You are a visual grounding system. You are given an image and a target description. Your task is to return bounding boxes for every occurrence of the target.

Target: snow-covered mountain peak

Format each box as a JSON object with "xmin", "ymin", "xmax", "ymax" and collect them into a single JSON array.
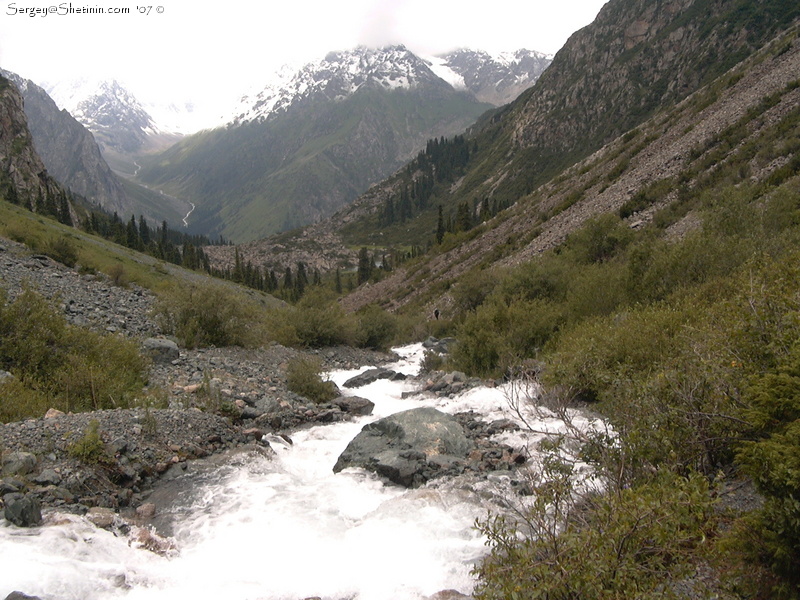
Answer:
[
  {"xmin": 230, "ymin": 45, "xmax": 442, "ymax": 125},
  {"xmin": 426, "ymin": 48, "xmax": 553, "ymax": 106}
]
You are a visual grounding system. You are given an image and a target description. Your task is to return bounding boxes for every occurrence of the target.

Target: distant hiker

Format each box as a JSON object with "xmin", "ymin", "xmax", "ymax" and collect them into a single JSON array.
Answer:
[{"xmin": 434, "ymin": 308, "xmax": 440, "ymax": 320}]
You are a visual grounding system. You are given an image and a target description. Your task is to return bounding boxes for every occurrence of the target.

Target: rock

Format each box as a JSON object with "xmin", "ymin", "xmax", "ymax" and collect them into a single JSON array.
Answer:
[
  {"xmin": 2, "ymin": 452, "xmax": 37, "ymax": 477},
  {"xmin": 32, "ymin": 468, "xmax": 62, "ymax": 486},
  {"xmin": 343, "ymin": 368, "xmax": 399, "ymax": 388},
  {"xmin": 0, "ymin": 370, "xmax": 15, "ymax": 383},
  {"xmin": 135, "ymin": 502, "xmax": 157, "ymax": 518},
  {"xmin": 3, "ymin": 493, "xmax": 42, "ymax": 527},
  {"xmin": 334, "ymin": 395, "xmax": 375, "ymax": 416},
  {"xmin": 0, "ymin": 479, "xmax": 21, "ymax": 495},
  {"xmin": 142, "ymin": 338, "xmax": 180, "ymax": 364},
  {"xmin": 4, "ymin": 592, "xmax": 44, "ymax": 600},
  {"xmin": 333, "ymin": 407, "xmax": 473, "ymax": 487},
  {"xmin": 86, "ymin": 506, "xmax": 116, "ymax": 529},
  {"xmin": 422, "ymin": 337, "xmax": 457, "ymax": 354},
  {"xmin": 44, "ymin": 408, "xmax": 65, "ymax": 419}
]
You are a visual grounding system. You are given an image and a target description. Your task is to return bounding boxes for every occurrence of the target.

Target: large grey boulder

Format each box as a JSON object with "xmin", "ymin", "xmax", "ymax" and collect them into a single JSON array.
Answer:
[
  {"xmin": 334, "ymin": 396, "xmax": 375, "ymax": 416},
  {"xmin": 1, "ymin": 452, "xmax": 37, "ymax": 477},
  {"xmin": 3, "ymin": 493, "xmax": 42, "ymax": 527},
  {"xmin": 142, "ymin": 338, "xmax": 180, "ymax": 364},
  {"xmin": 4, "ymin": 592, "xmax": 44, "ymax": 600},
  {"xmin": 333, "ymin": 407, "xmax": 472, "ymax": 487},
  {"xmin": 343, "ymin": 368, "xmax": 406, "ymax": 389}
]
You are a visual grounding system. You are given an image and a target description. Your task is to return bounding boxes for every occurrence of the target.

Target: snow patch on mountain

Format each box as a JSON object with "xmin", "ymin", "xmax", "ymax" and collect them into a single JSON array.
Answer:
[{"xmin": 230, "ymin": 45, "xmax": 443, "ymax": 125}]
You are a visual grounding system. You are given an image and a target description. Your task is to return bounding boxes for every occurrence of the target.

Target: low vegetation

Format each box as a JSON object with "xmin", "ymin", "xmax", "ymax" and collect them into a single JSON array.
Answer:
[
  {"xmin": 459, "ymin": 101, "xmax": 800, "ymax": 599},
  {"xmin": 286, "ymin": 356, "xmax": 339, "ymax": 404},
  {"xmin": 0, "ymin": 288, "xmax": 148, "ymax": 422}
]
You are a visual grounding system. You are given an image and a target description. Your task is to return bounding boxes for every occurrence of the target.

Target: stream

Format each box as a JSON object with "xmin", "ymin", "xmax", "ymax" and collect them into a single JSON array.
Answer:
[{"xmin": 0, "ymin": 344, "xmax": 600, "ymax": 600}]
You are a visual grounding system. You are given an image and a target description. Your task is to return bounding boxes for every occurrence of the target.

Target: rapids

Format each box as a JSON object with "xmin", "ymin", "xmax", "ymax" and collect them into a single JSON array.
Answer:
[{"xmin": 0, "ymin": 344, "xmax": 600, "ymax": 600}]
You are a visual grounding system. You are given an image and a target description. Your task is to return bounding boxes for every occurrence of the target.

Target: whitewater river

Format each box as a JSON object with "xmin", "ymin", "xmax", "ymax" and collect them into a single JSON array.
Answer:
[{"xmin": 0, "ymin": 344, "xmax": 599, "ymax": 600}]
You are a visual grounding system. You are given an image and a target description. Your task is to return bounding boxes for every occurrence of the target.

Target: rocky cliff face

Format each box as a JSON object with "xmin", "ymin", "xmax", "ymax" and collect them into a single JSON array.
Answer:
[
  {"xmin": 511, "ymin": 0, "xmax": 798, "ymax": 154},
  {"xmin": 0, "ymin": 76, "xmax": 63, "ymax": 208},
  {"xmin": 1, "ymin": 70, "xmax": 129, "ymax": 213}
]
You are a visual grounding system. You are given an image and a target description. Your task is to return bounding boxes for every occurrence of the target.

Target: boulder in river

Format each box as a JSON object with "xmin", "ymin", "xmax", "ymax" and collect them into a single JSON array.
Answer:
[
  {"xmin": 333, "ymin": 407, "xmax": 473, "ymax": 487},
  {"xmin": 342, "ymin": 368, "xmax": 405, "ymax": 389},
  {"xmin": 334, "ymin": 395, "xmax": 375, "ymax": 416},
  {"xmin": 3, "ymin": 493, "xmax": 42, "ymax": 527}
]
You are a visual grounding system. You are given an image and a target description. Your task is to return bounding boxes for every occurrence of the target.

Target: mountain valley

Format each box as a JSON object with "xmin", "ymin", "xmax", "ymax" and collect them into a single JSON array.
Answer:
[{"xmin": 3, "ymin": 0, "xmax": 800, "ymax": 597}]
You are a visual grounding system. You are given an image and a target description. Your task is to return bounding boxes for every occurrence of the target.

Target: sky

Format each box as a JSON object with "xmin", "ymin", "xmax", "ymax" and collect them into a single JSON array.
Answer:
[{"xmin": 0, "ymin": 0, "xmax": 608, "ymax": 124}]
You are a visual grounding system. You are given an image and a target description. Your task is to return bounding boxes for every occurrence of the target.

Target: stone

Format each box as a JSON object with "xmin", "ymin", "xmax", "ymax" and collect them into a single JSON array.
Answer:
[
  {"xmin": 342, "ymin": 368, "xmax": 398, "ymax": 388},
  {"xmin": 2, "ymin": 452, "xmax": 37, "ymax": 477},
  {"xmin": 4, "ymin": 592, "xmax": 44, "ymax": 600},
  {"xmin": 86, "ymin": 506, "xmax": 116, "ymax": 529},
  {"xmin": 3, "ymin": 493, "xmax": 42, "ymax": 527},
  {"xmin": 135, "ymin": 502, "xmax": 157, "ymax": 518},
  {"xmin": 142, "ymin": 338, "xmax": 180, "ymax": 364},
  {"xmin": 334, "ymin": 395, "xmax": 375, "ymax": 416},
  {"xmin": 44, "ymin": 408, "xmax": 65, "ymax": 419},
  {"xmin": 0, "ymin": 479, "xmax": 21, "ymax": 495},
  {"xmin": 333, "ymin": 407, "xmax": 473, "ymax": 488},
  {"xmin": 32, "ymin": 469, "xmax": 62, "ymax": 486}
]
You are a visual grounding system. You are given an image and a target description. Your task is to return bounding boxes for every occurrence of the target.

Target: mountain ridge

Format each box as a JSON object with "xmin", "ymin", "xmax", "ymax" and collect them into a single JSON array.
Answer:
[
  {"xmin": 135, "ymin": 44, "xmax": 551, "ymax": 242},
  {"xmin": 206, "ymin": 0, "xmax": 800, "ymax": 314}
]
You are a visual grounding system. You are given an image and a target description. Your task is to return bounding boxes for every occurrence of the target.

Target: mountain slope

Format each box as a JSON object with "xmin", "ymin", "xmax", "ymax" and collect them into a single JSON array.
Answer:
[
  {"xmin": 135, "ymin": 46, "xmax": 510, "ymax": 242},
  {"xmin": 45, "ymin": 78, "xmax": 184, "ymax": 176},
  {"xmin": 216, "ymin": 0, "xmax": 799, "ymax": 312},
  {"xmin": 0, "ymin": 75, "xmax": 64, "ymax": 210},
  {"xmin": 1, "ymin": 70, "xmax": 130, "ymax": 213},
  {"xmin": 336, "ymin": 9, "xmax": 800, "ymax": 314}
]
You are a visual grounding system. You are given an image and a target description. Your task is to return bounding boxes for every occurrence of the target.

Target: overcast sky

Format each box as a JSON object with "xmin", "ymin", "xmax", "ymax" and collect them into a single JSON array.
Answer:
[{"xmin": 1, "ymin": 0, "xmax": 607, "ymax": 114}]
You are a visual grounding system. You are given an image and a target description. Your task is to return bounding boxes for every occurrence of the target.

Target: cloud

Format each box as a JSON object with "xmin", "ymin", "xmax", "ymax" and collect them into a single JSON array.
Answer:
[{"xmin": 357, "ymin": 0, "xmax": 406, "ymax": 48}]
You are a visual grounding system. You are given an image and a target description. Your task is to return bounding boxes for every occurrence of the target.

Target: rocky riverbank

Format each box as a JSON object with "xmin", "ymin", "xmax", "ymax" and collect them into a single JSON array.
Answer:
[{"xmin": 1, "ymin": 235, "xmax": 525, "ymax": 535}]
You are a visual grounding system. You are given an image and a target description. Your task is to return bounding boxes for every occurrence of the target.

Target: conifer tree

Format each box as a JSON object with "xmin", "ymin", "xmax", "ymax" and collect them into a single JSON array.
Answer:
[{"xmin": 436, "ymin": 205, "xmax": 445, "ymax": 244}]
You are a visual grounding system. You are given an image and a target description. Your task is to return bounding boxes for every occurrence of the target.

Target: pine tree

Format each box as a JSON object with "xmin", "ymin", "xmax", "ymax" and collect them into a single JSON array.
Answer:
[
  {"xmin": 357, "ymin": 247, "xmax": 372, "ymax": 285},
  {"xmin": 138, "ymin": 216, "xmax": 151, "ymax": 246},
  {"xmin": 436, "ymin": 205, "xmax": 445, "ymax": 244}
]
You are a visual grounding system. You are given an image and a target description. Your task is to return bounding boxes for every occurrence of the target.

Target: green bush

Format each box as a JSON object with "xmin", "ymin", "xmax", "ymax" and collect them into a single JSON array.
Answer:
[
  {"xmin": 67, "ymin": 420, "xmax": 111, "ymax": 465},
  {"xmin": 474, "ymin": 471, "xmax": 715, "ymax": 600},
  {"xmin": 729, "ymin": 344, "xmax": 800, "ymax": 593},
  {"xmin": 286, "ymin": 355, "xmax": 338, "ymax": 403},
  {"xmin": 282, "ymin": 287, "xmax": 358, "ymax": 348},
  {"xmin": 153, "ymin": 282, "xmax": 268, "ymax": 348},
  {"xmin": 451, "ymin": 298, "xmax": 561, "ymax": 378},
  {"xmin": 42, "ymin": 236, "xmax": 79, "ymax": 267},
  {"xmin": 0, "ymin": 288, "xmax": 148, "ymax": 420},
  {"xmin": 355, "ymin": 304, "xmax": 398, "ymax": 350}
]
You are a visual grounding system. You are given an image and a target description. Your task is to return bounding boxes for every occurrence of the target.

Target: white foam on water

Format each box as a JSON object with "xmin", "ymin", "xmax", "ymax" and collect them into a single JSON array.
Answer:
[{"xmin": 0, "ymin": 343, "xmax": 604, "ymax": 600}]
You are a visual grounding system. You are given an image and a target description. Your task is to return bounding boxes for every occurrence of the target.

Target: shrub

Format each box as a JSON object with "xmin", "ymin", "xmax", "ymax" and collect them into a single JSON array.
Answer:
[
  {"xmin": 0, "ymin": 288, "xmax": 148, "ymax": 420},
  {"xmin": 42, "ymin": 236, "xmax": 79, "ymax": 267},
  {"xmin": 0, "ymin": 378, "xmax": 50, "ymax": 423},
  {"xmin": 451, "ymin": 298, "xmax": 561, "ymax": 378},
  {"xmin": 153, "ymin": 282, "xmax": 268, "ymax": 348},
  {"xmin": 474, "ymin": 471, "xmax": 716, "ymax": 600},
  {"xmin": 283, "ymin": 287, "xmax": 358, "ymax": 348},
  {"xmin": 67, "ymin": 420, "xmax": 111, "ymax": 465},
  {"xmin": 355, "ymin": 304, "xmax": 398, "ymax": 350},
  {"xmin": 286, "ymin": 355, "xmax": 338, "ymax": 404}
]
